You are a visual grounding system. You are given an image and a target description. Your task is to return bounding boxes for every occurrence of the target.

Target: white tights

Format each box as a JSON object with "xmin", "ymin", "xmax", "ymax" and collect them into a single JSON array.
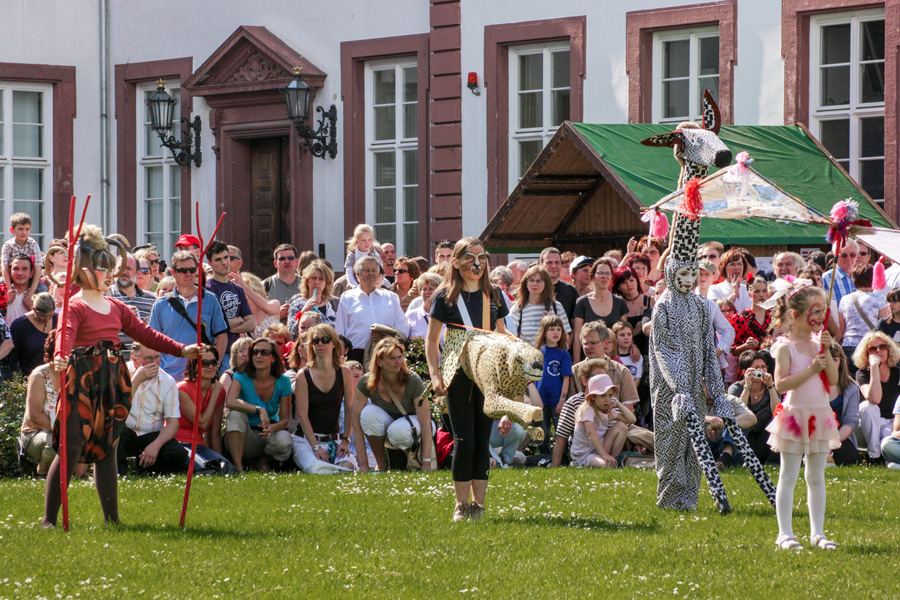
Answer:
[{"xmin": 776, "ymin": 452, "xmax": 827, "ymax": 541}]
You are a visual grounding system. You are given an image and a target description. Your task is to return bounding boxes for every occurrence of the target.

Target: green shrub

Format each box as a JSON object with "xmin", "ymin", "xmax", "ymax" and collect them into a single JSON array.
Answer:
[
  {"xmin": 405, "ymin": 337, "xmax": 442, "ymax": 423},
  {"xmin": 0, "ymin": 373, "xmax": 28, "ymax": 478}
]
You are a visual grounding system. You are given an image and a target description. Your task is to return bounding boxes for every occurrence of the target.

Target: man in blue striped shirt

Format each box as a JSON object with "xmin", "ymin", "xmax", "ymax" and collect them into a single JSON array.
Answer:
[{"xmin": 822, "ymin": 239, "xmax": 858, "ymax": 305}]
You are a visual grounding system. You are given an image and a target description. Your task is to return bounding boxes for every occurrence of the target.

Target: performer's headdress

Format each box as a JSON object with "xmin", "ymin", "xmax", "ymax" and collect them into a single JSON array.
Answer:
[{"xmin": 45, "ymin": 224, "xmax": 129, "ymax": 289}]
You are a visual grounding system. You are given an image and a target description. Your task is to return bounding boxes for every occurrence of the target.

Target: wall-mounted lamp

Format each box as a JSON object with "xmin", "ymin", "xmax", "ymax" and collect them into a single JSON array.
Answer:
[
  {"xmin": 281, "ymin": 67, "xmax": 338, "ymax": 159},
  {"xmin": 145, "ymin": 79, "xmax": 202, "ymax": 168},
  {"xmin": 467, "ymin": 72, "xmax": 481, "ymax": 96}
]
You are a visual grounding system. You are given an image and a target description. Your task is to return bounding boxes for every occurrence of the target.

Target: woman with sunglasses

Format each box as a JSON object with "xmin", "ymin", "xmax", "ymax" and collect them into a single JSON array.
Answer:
[
  {"xmin": 224, "ymin": 338, "xmax": 293, "ymax": 472},
  {"xmin": 176, "ymin": 344, "xmax": 235, "ymax": 474},
  {"xmin": 135, "ymin": 258, "xmax": 154, "ymax": 293},
  {"xmin": 389, "ymin": 257, "xmax": 421, "ymax": 312},
  {"xmin": 291, "ymin": 324, "xmax": 357, "ymax": 473},
  {"xmin": 134, "ymin": 246, "xmax": 161, "ymax": 285},
  {"xmin": 427, "ymin": 238, "xmax": 508, "ymax": 521},
  {"xmin": 287, "ymin": 260, "xmax": 339, "ymax": 338},
  {"xmin": 356, "ymin": 336, "xmax": 432, "ymax": 473},
  {"xmin": 852, "ymin": 331, "xmax": 900, "ymax": 463}
]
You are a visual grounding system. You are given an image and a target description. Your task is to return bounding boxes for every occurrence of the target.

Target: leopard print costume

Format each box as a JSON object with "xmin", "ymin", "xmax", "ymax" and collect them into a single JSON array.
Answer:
[{"xmin": 440, "ymin": 328, "xmax": 545, "ymax": 441}]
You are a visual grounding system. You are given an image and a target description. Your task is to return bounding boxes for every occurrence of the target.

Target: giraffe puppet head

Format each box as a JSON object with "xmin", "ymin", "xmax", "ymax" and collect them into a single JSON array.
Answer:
[{"xmin": 641, "ymin": 89, "xmax": 732, "ymax": 188}]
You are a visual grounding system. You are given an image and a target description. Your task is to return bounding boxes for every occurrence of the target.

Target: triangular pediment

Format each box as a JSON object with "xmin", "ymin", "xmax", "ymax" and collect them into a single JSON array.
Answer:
[{"xmin": 185, "ymin": 26, "xmax": 325, "ymax": 96}]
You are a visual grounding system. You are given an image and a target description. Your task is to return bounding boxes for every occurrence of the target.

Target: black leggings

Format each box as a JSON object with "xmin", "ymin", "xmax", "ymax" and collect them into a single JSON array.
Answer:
[{"xmin": 446, "ymin": 371, "xmax": 493, "ymax": 482}]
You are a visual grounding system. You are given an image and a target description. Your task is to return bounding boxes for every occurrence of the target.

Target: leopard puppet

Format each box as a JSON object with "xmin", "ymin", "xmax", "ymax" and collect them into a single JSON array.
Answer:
[{"xmin": 439, "ymin": 328, "xmax": 545, "ymax": 441}]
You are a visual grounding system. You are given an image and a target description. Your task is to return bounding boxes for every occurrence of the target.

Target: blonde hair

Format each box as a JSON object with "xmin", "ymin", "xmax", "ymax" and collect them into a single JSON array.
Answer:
[
  {"xmin": 366, "ymin": 337, "xmax": 410, "ymax": 392},
  {"xmin": 852, "ymin": 331, "xmax": 900, "ymax": 370},
  {"xmin": 574, "ymin": 388, "xmax": 614, "ymax": 422},
  {"xmin": 534, "ymin": 314, "xmax": 568, "ymax": 349},
  {"xmin": 241, "ymin": 272, "xmax": 266, "ymax": 297},
  {"xmin": 229, "ymin": 337, "xmax": 253, "ymax": 372},
  {"xmin": 346, "ymin": 223, "xmax": 375, "ymax": 253},
  {"xmin": 263, "ymin": 323, "xmax": 291, "ymax": 343},
  {"xmin": 300, "ymin": 259, "xmax": 334, "ymax": 304},
  {"xmin": 155, "ymin": 276, "xmax": 175, "ymax": 297}
]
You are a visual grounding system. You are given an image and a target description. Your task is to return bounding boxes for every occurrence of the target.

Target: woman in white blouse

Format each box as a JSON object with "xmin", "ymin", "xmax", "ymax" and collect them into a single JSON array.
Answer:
[{"xmin": 707, "ymin": 248, "xmax": 752, "ymax": 313}]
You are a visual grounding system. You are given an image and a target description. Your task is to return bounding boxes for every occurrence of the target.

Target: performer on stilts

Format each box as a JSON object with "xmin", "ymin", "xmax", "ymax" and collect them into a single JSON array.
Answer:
[{"xmin": 42, "ymin": 224, "xmax": 199, "ymax": 529}]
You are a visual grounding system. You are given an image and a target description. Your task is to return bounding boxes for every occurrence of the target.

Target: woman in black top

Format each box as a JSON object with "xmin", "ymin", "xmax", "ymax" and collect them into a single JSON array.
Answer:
[
  {"xmin": 852, "ymin": 331, "xmax": 900, "ymax": 460},
  {"xmin": 427, "ymin": 238, "xmax": 509, "ymax": 522}
]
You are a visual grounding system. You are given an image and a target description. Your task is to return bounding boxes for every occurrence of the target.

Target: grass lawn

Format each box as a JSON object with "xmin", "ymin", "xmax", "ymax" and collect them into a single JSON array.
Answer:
[{"xmin": 0, "ymin": 465, "xmax": 897, "ymax": 599}]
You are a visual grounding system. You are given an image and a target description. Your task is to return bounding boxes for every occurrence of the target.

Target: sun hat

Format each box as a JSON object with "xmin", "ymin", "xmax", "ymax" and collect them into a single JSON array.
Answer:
[{"xmin": 585, "ymin": 373, "xmax": 618, "ymax": 398}]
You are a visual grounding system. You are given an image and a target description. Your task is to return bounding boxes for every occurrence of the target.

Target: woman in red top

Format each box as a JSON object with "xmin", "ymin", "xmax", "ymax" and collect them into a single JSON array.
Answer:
[
  {"xmin": 43, "ymin": 225, "xmax": 199, "ymax": 529},
  {"xmin": 731, "ymin": 276, "xmax": 772, "ymax": 361},
  {"xmin": 177, "ymin": 345, "xmax": 234, "ymax": 474}
]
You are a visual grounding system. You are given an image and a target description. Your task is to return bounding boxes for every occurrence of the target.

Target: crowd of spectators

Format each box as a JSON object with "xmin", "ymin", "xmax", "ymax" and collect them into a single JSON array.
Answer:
[{"xmin": 6, "ymin": 207, "xmax": 900, "ymax": 476}]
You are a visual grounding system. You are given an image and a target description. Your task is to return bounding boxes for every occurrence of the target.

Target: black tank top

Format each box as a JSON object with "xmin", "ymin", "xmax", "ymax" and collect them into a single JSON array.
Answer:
[{"xmin": 299, "ymin": 367, "xmax": 344, "ymax": 435}]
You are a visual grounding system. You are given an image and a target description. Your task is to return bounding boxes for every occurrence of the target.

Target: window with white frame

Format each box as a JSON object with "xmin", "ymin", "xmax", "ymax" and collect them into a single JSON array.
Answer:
[
  {"xmin": 365, "ymin": 59, "xmax": 418, "ymax": 255},
  {"xmin": 0, "ymin": 83, "xmax": 53, "ymax": 248},
  {"xmin": 652, "ymin": 27, "xmax": 719, "ymax": 124},
  {"xmin": 810, "ymin": 10, "xmax": 885, "ymax": 205},
  {"xmin": 508, "ymin": 42, "xmax": 570, "ymax": 191},
  {"xmin": 138, "ymin": 83, "xmax": 182, "ymax": 259}
]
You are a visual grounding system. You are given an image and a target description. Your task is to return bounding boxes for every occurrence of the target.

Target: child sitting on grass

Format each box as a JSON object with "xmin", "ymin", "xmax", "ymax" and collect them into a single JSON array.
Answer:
[{"xmin": 569, "ymin": 373, "xmax": 635, "ymax": 468}]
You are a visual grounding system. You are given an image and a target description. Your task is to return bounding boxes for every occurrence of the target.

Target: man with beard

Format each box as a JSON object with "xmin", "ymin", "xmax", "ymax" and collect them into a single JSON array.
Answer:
[
  {"xmin": 381, "ymin": 242, "xmax": 396, "ymax": 283},
  {"xmin": 2, "ymin": 254, "xmax": 47, "ymax": 323},
  {"xmin": 107, "ymin": 253, "xmax": 158, "ymax": 359},
  {"xmin": 205, "ymin": 240, "xmax": 253, "ymax": 371}
]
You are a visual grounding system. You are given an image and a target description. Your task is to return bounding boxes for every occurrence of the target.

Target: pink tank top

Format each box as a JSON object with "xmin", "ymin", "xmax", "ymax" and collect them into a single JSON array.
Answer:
[{"xmin": 783, "ymin": 340, "xmax": 829, "ymax": 409}]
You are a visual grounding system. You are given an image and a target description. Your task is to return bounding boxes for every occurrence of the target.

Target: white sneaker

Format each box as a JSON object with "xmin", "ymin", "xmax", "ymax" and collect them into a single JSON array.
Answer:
[{"xmin": 887, "ymin": 462, "xmax": 900, "ymax": 470}]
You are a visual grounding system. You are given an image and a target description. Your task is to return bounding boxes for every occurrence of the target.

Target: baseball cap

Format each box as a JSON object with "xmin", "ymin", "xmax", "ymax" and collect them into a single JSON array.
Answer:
[
  {"xmin": 698, "ymin": 259, "xmax": 718, "ymax": 275},
  {"xmin": 175, "ymin": 234, "xmax": 201, "ymax": 248},
  {"xmin": 569, "ymin": 256, "xmax": 594, "ymax": 273},
  {"xmin": 585, "ymin": 373, "xmax": 618, "ymax": 398}
]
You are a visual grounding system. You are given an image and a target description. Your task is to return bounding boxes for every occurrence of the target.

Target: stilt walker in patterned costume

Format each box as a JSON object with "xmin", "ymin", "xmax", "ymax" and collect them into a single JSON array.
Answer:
[
  {"xmin": 42, "ymin": 224, "xmax": 199, "ymax": 529},
  {"xmin": 643, "ymin": 91, "xmax": 776, "ymax": 512}
]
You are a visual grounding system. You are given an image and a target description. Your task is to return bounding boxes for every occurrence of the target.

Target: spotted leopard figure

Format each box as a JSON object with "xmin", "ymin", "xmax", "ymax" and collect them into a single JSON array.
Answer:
[{"xmin": 440, "ymin": 328, "xmax": 545, "ymax": 441}]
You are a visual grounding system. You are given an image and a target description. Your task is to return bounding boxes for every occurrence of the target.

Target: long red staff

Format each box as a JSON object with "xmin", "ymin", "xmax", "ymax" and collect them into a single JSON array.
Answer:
[
  {"xmin": 821, "ymin": 200, "xmax": 871, "ymax": 390},
  {"xmin": 56, "ymin": 194, "xmax": 90, "ymax": 532},
  {"xmin": 180, "ymin": 204, "xmax": 226, "ymax": 528}
]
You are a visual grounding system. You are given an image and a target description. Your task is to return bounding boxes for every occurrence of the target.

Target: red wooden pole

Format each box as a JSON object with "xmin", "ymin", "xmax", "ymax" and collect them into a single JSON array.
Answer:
[
  {"xmin": 56, "ymin": 194, "xmax": 90, "ymax": 532},
  {"xmin": 180, "ymin": 208, "xmax": 226, "ymax": 528}
]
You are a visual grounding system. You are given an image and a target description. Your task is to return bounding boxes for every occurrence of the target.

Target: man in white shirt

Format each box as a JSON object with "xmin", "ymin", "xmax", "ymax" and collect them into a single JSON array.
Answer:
[
  {"xmin": 115, "ymin": 341, "xmax": 187, "ymax": 476},
  {"xmin": 336, "ymin": 256, "xmax": 408, "ymax": 364}
]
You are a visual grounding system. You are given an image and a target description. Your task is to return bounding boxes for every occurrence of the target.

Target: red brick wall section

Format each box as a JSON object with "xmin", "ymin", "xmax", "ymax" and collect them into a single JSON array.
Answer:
[
  {"xmin": 114, "ymin": 58, "xmax": 193, "ymax": 244},
  {"xmin": 625, "ymin": 0, "xmax": 737, "ymax": 124},
  {"xmin": 0, "ymin": 63, "xmax": 76, "ymax": 238},
  {"xmin": 783, "ymin": 0, "xmax": 899, "ymax": 223},
  {"xmin": 430, "ymin": 0, "xmax": 463, "ymax": 243}
]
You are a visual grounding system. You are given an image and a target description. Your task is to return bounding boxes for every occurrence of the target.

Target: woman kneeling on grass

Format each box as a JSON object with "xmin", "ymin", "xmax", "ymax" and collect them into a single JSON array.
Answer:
[
  {"xmin": 176, "ymin": 344, "xmax": 235, "ymax": 474},
  {"xmin": 292, "ymin": 324, "xmax": 358, "ymax": 473},
  {"xmin": 569, "ymin": 374, "xmax": 635, "ymax": 468},
  {"xmin": 224, "ymin": 337, "xmax": 293, "ymax": 472},
  {"xmin": 426, "ymin": 237, "xmax": 509, "ymax": 522},
  {"xmin": 354, "ymin": 337, "xmax": 433, "ymax": 472},
  {"xmin": 44, "ymin": 225, "xmax": 199, "ymax": 529}
]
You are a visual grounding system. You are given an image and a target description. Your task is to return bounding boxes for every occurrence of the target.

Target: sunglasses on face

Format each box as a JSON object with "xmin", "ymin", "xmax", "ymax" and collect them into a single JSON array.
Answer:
[
  {"xmin": 394, "ymin": 269, "xmax": 409, "ymax": 274},
  {"xmin": 868, "ymin": 345, "xmax": 887, "ymax": 353},
  {"xmin": 839, "ymin": 253, "xmax": 858, "ymax": 259},
  {"xmin": 138, "ymin": 267, "xmax": 151, "ymax": 274},
  {"xmin": 174, "ymin": 267, "xmax": 198, "ymax": 274},
  {"xmin": 251, "ymin": 348, "xmax": 274, "ymax": 356},
  {"xmin": 277, "ymin": 255, "xmax": 296, "ymax": 262},
  {"xmin": 149, "ymin": 259, "xmax": 160, "ymax": 265},
  {"xmin": 311, "ymin": 336, "xmax": 333, "ymax": 345},
  {"xmin": 201, "ymin": 359, "xmax": 218, "ymax": 367},
  {"xmin": 229, "ymin": 255, "xmax": 239, "ymax": 261}
]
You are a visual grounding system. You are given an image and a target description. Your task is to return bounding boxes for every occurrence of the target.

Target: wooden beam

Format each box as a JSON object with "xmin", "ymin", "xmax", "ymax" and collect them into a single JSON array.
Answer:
[
  {"xmin": 553, "ymin": 175, "xmax": 606, "ymax": 239},
  {"xmin": 522, "ymin": 189, "xmax": 591, "ymax": 196}
]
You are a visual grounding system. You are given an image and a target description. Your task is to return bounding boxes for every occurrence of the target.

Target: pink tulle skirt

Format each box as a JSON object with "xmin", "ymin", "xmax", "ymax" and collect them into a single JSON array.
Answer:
[{"xmin": 766, "ymin": 404, "xmax": 840, "ymax": 455}]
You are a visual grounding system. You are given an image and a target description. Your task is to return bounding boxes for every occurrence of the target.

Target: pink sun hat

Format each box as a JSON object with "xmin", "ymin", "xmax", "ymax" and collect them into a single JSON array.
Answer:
[{"xmin": 585, "ymin": 373, "xmax": 618, "ymax": 398}]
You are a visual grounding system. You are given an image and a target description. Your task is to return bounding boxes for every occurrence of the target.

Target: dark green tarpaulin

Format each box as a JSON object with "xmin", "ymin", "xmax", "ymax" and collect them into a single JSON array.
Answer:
[{"xmin": 570, "ymin": 123, "xmax": 893, "ymax": 245}]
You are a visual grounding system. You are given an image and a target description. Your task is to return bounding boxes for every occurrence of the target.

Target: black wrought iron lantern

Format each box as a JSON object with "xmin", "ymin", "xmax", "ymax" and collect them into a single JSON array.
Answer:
[
  {"xmin": 145, "ymin": 79, "xmax": 202, "ymax": 168},
  {"xmin": 281, "ymin": 67, "xmax": 338, "ymax": 159}
]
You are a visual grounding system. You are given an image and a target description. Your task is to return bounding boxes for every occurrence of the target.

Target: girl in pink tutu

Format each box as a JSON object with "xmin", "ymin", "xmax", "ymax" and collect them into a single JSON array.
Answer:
[{"xmin": 768, "ymin": 285, "xmax": 841, "ymax": 550}]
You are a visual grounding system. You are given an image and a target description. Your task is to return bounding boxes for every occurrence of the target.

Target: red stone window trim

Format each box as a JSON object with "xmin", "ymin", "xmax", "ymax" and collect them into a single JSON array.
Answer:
[
  {"xmin": 0, "ymin": 62, "xmax": 76, "ymax": 238},
  {"xmin": 783, "ymin": 0, "xmax": 899, "ymax": 221},
  {"xmin": 340, "ymin": 34, "xmax": 430, "ymax": 255},
  {"xmin": 625, "ymin": 0, "xmax": 737, "ymax": 124},
  {"xmin": 114, "ymin": 58, "xmax": 193, "ymax": 245},
  {"xmin": 485, "ymin": 17, "xmax": 586, "ymax": 213}
]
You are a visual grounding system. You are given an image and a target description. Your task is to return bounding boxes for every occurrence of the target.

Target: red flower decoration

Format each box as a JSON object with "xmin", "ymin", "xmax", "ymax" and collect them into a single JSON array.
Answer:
[
  {"xmin": 773, "ymin": 403, "xmax": 784, "ymax": 417},
  {"xmin": 808, "ymin": 414, "xmax": 817, "ymax": 436}
]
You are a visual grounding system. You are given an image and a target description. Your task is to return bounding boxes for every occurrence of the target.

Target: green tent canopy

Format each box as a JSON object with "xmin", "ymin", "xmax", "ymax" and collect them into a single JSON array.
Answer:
[{"xmin": 480, "ymin": 122, "xmax": 893, "ymax": 252}]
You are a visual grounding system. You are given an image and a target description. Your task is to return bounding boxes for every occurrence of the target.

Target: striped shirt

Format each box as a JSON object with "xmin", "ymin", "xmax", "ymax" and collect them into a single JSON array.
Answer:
[
  {"xmin": 108, "ymin": 284, "xmax": 158, "ymax": 359},
  {"xmin": 508, "ymin": 301, "xmax": 570, "ymax": 346},
  {"xmin": 822, "ymin": 266, "xmax": 856, "ymax": 306}
]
